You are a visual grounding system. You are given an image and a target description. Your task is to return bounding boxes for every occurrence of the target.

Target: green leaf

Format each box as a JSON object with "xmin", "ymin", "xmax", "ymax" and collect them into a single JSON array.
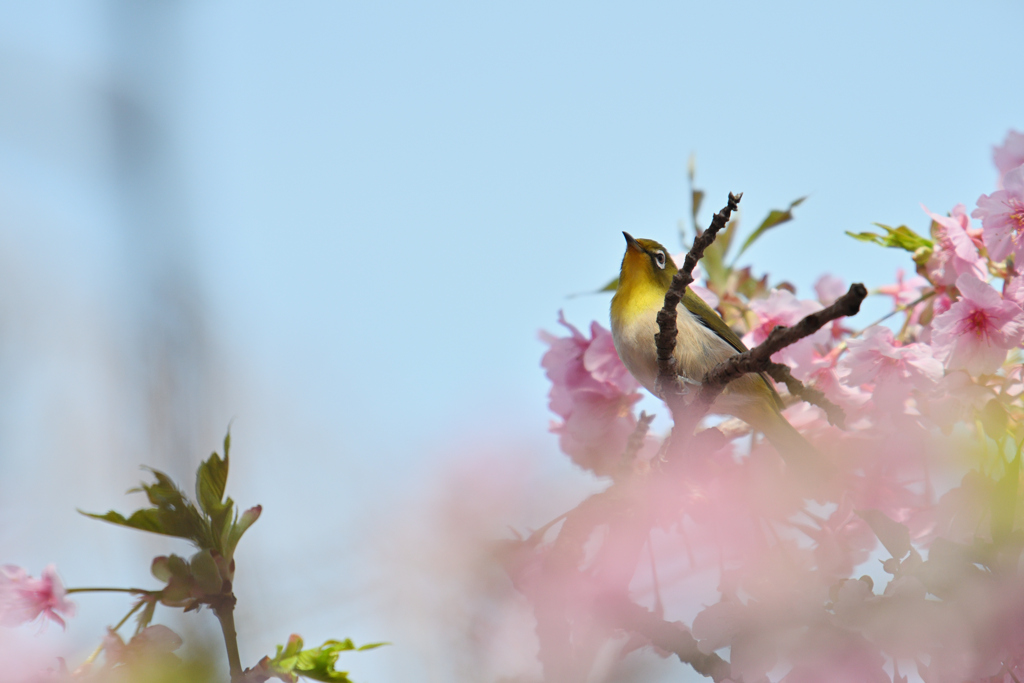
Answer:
[
  {"xmin": 845, "ymin": 224, "xmax": 933, "ymax": 253},
  {"xmin": 265, "ymin": 635, "xmax": 389, "ymax": 683},
  {"xmin": 733, "ymin": 196, "xmax": 806, "ymax": 262},
  {"xmin": 691, "ymin": 189, "xmax": 705, "ymax": 235},
  {"xmin": 598, "ymin": 277, "xmax": 618, "ymax": 293},
  {"xmin": 190, "ymin": 550, "xmax": 223, "ymax": 595},
  {"xmin": 701, "ymin": 218, "xmax": 740, "ymax": 291},
  {"xmin": 135, "ymin": 596, "xmax": 157, "ymax": 634},
  {"xmin": 84, "ymin": 470, "xmax": 210, "ymax": 547},
  {"xmin": 857, "ymin": 509, "xmax": 911, "ymax": 559},
  {"xmin": 687, "ymin": 153, "xmax": 704, "ymax": 236},
  {"xmin": 224, "ymin": 505, "xmax": 262, "ymax": 561},
  {"xmin": 81, "ymin": 509, "xmax": 191, "ymax": 539},
  {"xmin": 196, "ymin": 433, "xmax": 230, "ymax": 518}
]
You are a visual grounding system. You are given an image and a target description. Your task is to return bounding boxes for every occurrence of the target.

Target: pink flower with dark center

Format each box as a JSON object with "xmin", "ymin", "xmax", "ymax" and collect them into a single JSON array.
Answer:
[
  {"xmin": 540, "ymin": 313, "xmax": 644, "ymax": 476},
  {"xmin": 0, "ymin": 565, "xmax": 75, "ymax": 629},
  {"xmin": 994, "ymin": 129, "xmax": 1024, "ymax": 187},
  {"xmin": 922, "ymin": 204, "xmax": 986, "ymax": 286},
  {"xmin": 974, "ymin": 166, "xmax": 1024, "ymax": 263},
  {"xmin": 932, "ymin": 273, "xmax": 1024, "ymax": 375}
]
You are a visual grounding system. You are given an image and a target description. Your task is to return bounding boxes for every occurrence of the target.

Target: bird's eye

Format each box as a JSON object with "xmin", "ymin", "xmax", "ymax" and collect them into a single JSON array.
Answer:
[{"xmin": 653, "ymin": 251, "xmax": 666, "ymax": 269}]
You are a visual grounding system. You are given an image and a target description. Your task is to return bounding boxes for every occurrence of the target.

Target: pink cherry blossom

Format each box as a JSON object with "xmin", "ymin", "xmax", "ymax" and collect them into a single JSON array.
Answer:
[
  {"xmin": 745, "ymin": 289, "xmax": 823, "ymax": 345},
  {"xmin": 923, "ymin": 370, "xmax": 994, "ymax": 429},
  {"xmin": 814, "ymin": 274, "xmax": 847, "ymax": 306},
  {"xmin": 743, "ymin": 289, "xmax": 830, "ymax": 377},
  {"xmin": 974, "ymin": 166, "xmax": 1024, "ymax": 263},
  {"xmin": 0, "ymin": 565, "xmax": 75, "ymax": 629},
  {"xmin": 840, "ymin": 326, "xmax": 943, "ymax": 391},
  {"xmin": 877, "ymin": 269, "xmax": 929, "ymax": 309},
  {"xmin": 103, "ymin": 625, "xmax": 183, "ymax": 669},
  {"xmin": 922, "ymin": 204, "xmax": 986, "ymax": 285},
  {"xmin": 1005, "ymin": 273, "xmax": 1024, "ymax": 307},
  {"xmin": 994, "ymin": 129, "xmax": 1024, "ymax": 187},
  {"xmin": 540, "ymin": 313, "xmax": 643, "ymax": 476},
  {"xmin": 931, "ymin": 273, "xmax": 1024, "ymax": 375}
]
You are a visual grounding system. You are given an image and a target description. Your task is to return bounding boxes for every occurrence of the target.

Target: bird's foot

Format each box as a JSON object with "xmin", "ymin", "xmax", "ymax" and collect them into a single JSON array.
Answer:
[{"xmin": 655, "ymin": 374, "xmax": 701, "ymax": 403}]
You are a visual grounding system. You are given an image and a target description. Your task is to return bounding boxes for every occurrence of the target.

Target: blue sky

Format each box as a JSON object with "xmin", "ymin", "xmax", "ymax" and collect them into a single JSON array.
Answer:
[{"xmin": 1, "ymin": 1, "xmax": 1022, "ymax": 680}]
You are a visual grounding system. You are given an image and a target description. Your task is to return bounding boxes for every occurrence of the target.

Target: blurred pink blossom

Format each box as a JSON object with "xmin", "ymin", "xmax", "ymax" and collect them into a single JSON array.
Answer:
[
  {"xmin": 743, "ymin": 289, "xmax": 829, "ymax": 376},
  {"xmin": 797, "ymin": 501, "xmax": 876, "ymax": 580},
  {"xmin": 878, "ymin": 269, "xmax": 928, "ymax": 309},
  {"xmin": 745, "ymin": 289, "xmax": 822, "ymax": 345},
  {"xmin": 540, "ymin": 312, "xmax": 643, "ymax": 475},
  {"xmin": 923, "ymin": 370, "xmax": 994, "ymax": 429},
  {"xmin": 0, "ymin": 565, "xmax": 75, "ymax": 629},
  {"xmin": 814, "ymin": 274, "xmax": 847, "ymax": 306},
  {"xmin": 102, "ymin": 625, "xmax": 183, "ymax": 673},
  {"xmin": 839, "ymin": 326, "xmax": 943, "ymax": 411},
  {"xmin": 1004, "ymin": 272, "xmax": 1024, "ymax": 306},
  {"xmin": 994, "ymin": 129, "xmax": 1024, "ymax": 187},
  {"xmin": 931, "ymin": 273, "xmax": 1024, "ymax": 375},
  {"xmin": 922, "ymin": 204, "xmax": 986, "ymax": 285},
  {"xmin": 974, "ymin": 166, "xmax": 1024, "ymax": 263}
]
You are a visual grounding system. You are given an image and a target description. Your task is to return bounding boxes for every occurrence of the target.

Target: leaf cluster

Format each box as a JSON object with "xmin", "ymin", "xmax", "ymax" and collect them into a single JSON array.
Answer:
[
  {"xmin": 250, "ymin": 635, "xmax": 388, "ymax": 683},
  {"xmin": 81, "ymin": 432, "xmax": 261, "ymax": 568}
]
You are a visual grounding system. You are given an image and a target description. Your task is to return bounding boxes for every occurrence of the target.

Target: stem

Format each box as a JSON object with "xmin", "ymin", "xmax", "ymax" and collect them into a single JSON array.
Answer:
[
  {"xmin": 848, "ymin": 290, "xmax": 935, "ymax": 339},
  {"xmin": 66, "ymin": 587, "xmax": 151, "ymax": 595},
  {"xmin": 76, "ymin": 600, "xmax": 146, "ymax": 671},
  {"xmin": 110, "ymin": 600, "xmax": 146, "ymax": 632},
  {"xmin": 214, "ymin": 595, "xmax": 243, "ymax": 682}
]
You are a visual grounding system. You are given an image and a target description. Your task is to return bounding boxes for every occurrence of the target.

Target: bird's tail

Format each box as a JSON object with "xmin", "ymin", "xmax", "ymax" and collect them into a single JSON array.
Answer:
[{"xmin": 741, "ymin": 402, "xmax": 836, "ymax": 489}]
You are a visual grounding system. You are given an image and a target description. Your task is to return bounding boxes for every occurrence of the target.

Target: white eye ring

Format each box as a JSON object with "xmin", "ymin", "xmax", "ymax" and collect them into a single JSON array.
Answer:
[{"xmin": 653, "ymin": 251, "xmax": 666, "ymax": 269}]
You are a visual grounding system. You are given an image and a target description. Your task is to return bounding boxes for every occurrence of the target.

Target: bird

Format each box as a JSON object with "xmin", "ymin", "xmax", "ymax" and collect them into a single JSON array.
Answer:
[{"xmin": 610, "ymin": 231, "xmax": 822, "ymax": 472}]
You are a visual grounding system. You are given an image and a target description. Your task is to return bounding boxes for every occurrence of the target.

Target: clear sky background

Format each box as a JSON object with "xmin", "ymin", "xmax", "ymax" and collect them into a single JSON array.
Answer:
[{"xmin": 1, "ymin": 2, "xmax": 1022, "ymax": 681}]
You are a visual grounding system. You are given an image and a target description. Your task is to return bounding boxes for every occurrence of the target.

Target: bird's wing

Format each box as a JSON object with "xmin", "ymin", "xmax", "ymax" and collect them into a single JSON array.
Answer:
[
  {"xmin": 680, "ymin": 288, "xmax": 785, "ymax": 412},
  {"xmin": 681, "ymin": 289, "xmax": 749, "ymax": 353}
]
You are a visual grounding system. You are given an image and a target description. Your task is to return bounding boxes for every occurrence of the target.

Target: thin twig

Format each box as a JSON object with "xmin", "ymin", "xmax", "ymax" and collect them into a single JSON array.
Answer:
[
  {"xmin": 765, "ymin": 363, "xmax": 847, "ymax": 428},
  {"xmin": 847, "ymin": 289, "xmax": 936, "ymax": 340},
  {"xmin": 696, "ymin": 283, "xmax": 867, "ymax": 410},
  {"xmin": 212, "ymin": 593, "xmax": 243, "ymax": 682},
  {"xmin": 655, "ymin": 193, "xmax": 743, "ymax": 396},
  {"xmin": 601, "ymin": 597, "xmax": 731, "ymax": 681},
  {"xmin": 619, "ymin": 411, "xmax": 656, "ymax": 475}
]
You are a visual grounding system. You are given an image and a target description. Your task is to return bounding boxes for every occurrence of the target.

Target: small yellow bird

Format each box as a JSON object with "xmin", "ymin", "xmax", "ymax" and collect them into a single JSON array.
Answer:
[{"xmin": 610, "ymin": 232, "xmax": 818, "ymax": 467}]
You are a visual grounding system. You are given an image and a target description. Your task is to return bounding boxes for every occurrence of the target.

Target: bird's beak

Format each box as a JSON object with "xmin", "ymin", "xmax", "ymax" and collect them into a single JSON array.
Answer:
[{"xmin": 622, "ymin": 231, "xmax": 644, "ymax": 253}]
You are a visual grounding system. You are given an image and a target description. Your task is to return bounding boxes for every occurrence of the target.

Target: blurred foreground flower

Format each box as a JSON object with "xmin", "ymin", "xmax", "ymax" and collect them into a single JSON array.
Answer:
[
  {"xmin": 0, "ymin": 565, "xmax": 75, "ymax": 629},
  {"xmin": 540, "ymin": 312, "xmax": 646, "ymax": 476}
]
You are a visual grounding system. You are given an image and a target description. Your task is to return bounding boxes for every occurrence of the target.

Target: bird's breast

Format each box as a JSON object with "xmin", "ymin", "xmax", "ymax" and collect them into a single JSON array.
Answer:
[{"xmin": 611, "ymin": 300, "xmax": 737, "ymax": 397}]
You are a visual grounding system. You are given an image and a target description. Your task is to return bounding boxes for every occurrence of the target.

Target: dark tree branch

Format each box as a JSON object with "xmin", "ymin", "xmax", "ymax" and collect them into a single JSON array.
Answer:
[
  {"xmin": 693, "ymin": 283, "xmax": 867, "ymax": 411},
  {"xmin": 619, "ymin": 411, "xmax": 655, "ymax": 476},
  {"xmin": 655, "ymin": 192, "xmax": 742, "ymax": 395},
  {"xmin": 601, "ymin": 597, "xmax": 731, "ymax": 682},
  {"xmin": 765, "ymin": 363, "xmax": 847, "ymax": 428}
]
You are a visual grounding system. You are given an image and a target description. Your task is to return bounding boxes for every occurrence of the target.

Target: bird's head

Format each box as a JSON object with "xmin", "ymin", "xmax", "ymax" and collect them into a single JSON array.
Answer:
[{"xmin": 618, "ymin": 232, "xmax": 678, "ymax": 292}]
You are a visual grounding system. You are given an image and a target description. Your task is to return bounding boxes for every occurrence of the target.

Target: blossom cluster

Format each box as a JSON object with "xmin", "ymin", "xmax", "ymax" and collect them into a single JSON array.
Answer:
[{"xmin": 530, "ymin": 130, "xmax": 1024, "ymax": 682}]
